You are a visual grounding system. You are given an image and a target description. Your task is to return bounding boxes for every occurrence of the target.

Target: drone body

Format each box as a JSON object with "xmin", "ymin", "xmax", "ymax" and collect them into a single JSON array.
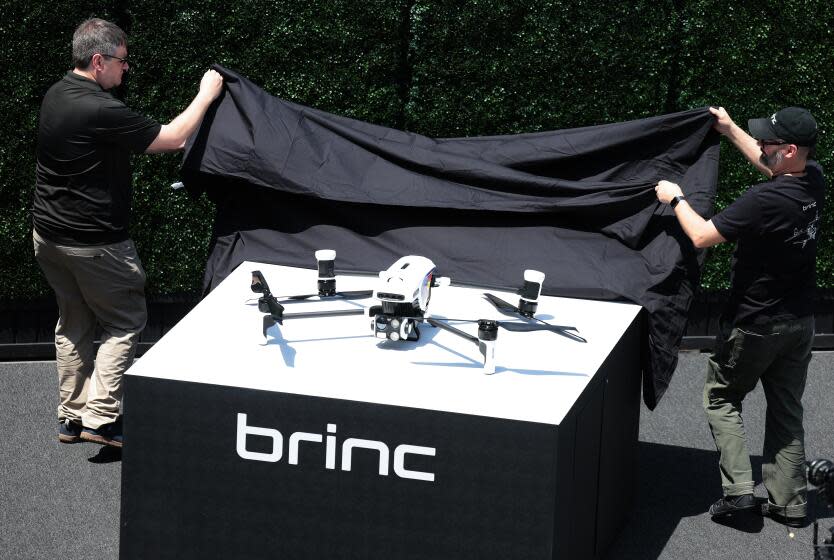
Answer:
[{"xmin": 371, "ymin": 256, "xmax": 443, "ymax": 342}]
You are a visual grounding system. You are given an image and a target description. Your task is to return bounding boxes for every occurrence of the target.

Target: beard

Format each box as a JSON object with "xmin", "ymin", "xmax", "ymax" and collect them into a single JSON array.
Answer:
[{"xmin": 759, "ymin": 149, "xmax": 784, "ymax": 169}]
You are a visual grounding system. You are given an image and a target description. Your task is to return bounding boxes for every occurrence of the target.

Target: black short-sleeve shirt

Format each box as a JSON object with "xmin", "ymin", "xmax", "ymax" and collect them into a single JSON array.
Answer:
[
  {"xmin": 32, "ymin": 71, "xmax": 161, "ymax": 245},
  {"xmin": 711, "ymin": 161, "xmax": 826, "ymax": 325}
]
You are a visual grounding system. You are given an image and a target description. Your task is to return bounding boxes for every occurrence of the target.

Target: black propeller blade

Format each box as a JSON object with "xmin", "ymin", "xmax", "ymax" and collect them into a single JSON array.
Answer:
[
  {"xmin": 483, "ymin": 292, "xmax": 579, "ymax": 331},
  {"xmin": 251, "ymin": 270, "xmax": 272, "ymax": 295},
  {"xmin": 482, "ymin": 293, "xmax": 519, "ymax": 316},
  {"xmin": 496, "ymin": 321, "xmax": 587, "ymax": 342},
  {"xmin": 425, "ymin": 316, "xmax": 586, "ymax": 344},
  {"xmin": 481, "ymin": 292, "xmax": 586, "ymax": 343},
  {"xmin": 336, "ymin": 290, "xmax": 375, "ymax": 299}
]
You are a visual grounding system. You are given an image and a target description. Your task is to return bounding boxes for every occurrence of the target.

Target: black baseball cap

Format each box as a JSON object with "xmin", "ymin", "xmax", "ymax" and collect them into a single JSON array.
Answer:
[{"xmin": 748, "ymin": 107, "xmax": 818, "ymax": 146}]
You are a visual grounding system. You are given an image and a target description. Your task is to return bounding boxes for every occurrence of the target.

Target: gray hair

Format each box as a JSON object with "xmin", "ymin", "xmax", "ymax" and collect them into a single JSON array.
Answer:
[{"xmin": 72, "ymin": 18, "xmax": 127, "ymax": 69}]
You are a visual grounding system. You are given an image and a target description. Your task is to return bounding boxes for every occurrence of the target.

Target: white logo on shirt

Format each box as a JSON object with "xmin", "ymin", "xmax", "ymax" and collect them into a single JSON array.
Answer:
[{"xmin": 788, "ymin": 212, "xmax": 819, "ymax": 249}]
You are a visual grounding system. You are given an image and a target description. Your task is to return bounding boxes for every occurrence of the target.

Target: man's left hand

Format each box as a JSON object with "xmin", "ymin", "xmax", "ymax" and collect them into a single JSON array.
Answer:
[{"xmin": 655, "ymin": 180, "xmax": 683, "ymax": 204}]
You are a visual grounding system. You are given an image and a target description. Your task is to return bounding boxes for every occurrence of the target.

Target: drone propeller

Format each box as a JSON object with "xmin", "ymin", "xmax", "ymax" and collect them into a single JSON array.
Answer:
[
  {"xmin": 482, "ymin": 292, "xmax": 519, "ymax": 316},
  {"xmin": 425, "ymin": 315, "xmax": 587, "ymax": 343},
  {"xmin": 482, "ymin": 292, "xmax": 585, "ymax": 342},
  {"xmin": 496, "ymin": 320, "xmax": 586, "ymax": 342},
  {"xmin": 252, "ymin": 268, "xmax": 372, "ymax": 303},
  {"xmin": 252, "ymin": 269, "xmax": 369, "ymax": 337},
  {"xmin": 251, "ymin": 270, "xmax": 272, "ymax": 296}
]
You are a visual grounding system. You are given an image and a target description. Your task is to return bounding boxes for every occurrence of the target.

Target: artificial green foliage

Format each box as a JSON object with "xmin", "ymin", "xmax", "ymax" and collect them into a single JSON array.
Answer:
[
  {"xmin": 1, "ymin": 0, "xmax": 832, "ymax": 300},
  {"xmin": 406, "ymin": 0, "xmax": 679, "ymax": 136}
]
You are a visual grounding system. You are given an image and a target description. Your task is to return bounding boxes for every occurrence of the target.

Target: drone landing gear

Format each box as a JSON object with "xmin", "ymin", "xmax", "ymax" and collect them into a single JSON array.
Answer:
[
  {"xmin": 426, "ymin": 318, "xmax": 498, "ymax": 374},
  {"xmin": 477, "ymin": 320, "xmax": 498, "ymax": 375}
]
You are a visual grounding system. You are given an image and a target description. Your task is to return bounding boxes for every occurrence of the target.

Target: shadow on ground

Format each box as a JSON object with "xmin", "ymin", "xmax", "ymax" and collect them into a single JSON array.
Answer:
[{"xmin": 605, "ymin": 441, "xmax": 834, "ymax": 559}]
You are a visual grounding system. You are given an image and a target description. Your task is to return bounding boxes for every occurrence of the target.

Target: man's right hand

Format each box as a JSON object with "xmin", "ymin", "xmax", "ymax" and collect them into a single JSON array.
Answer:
[
  {"xmin": 199, "ymin": 69, "xmax": 224, "ymax": 102},
  {"xmin": 709, "ymin": 106, "xmax": 734, "ymax": 136},
  {"xmin": 146, "ymin": 69, "xmax": 226, "ymax": 153}
]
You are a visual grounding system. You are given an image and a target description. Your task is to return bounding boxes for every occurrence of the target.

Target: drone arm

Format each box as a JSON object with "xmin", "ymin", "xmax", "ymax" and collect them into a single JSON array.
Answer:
[
  {"xmin": 426, "ymin": 318, "xmax": 478, "ymax": 345},
  {"xmin": 263, "ymin": 308, "xmax": 364, "ymax": 338},
  {"xmin": 283, "ymin": 309, "xmax": 366, "ymax": 320}
]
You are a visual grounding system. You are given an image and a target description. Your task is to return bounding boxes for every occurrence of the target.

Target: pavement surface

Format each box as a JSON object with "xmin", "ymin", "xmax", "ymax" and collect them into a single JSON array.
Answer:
[{"xmin": 1, "ymin": 352, "xmax": 832, "ymax": 559}]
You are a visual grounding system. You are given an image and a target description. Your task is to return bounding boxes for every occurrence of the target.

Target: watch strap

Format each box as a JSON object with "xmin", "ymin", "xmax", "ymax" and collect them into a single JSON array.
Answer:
[{"xmin": 670, "ymin": 195, "xmax": 686, "ymax": 208}]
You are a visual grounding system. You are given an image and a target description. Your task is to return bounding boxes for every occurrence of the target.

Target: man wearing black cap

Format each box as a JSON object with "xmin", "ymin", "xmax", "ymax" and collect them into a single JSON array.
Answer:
[{"xmin": 655, "ymin": 106, "xmax": 825, "ymax": 527}]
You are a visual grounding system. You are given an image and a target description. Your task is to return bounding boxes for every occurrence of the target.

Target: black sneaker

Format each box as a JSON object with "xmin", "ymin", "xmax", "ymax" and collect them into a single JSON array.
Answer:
[
  {"xmin": 709, "ymin": 494, "xmax": 756, "ymax": 518},
  {"xmin": 80, "ymin": 419, "xmax": 123, "ymax": 448},
  {"xmin": 58, "ymin": 419, "xmax": 82, "ymax": 444},
  {"xmin": 760, "ymin": 504, "xmax": 807, "ymax": 528}
]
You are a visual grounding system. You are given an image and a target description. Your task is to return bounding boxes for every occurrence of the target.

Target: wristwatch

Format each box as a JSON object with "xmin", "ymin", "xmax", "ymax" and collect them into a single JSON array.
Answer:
[{"xmin": 670, "ymin": 195, "xmax": 686, "ymax": 209}]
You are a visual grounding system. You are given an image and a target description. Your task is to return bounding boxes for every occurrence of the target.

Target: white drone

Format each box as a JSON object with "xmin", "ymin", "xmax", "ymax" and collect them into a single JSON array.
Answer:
[{"xmin": 250, "ymin": 251, "xmax": 585, "ymax": 374}]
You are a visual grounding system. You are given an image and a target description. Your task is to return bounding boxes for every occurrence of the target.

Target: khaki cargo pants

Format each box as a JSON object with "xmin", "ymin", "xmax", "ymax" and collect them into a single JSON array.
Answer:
[
  {"xmin": 33, "ymin": 229, "xmax": 147, "ymax": 430},
  {"xmin": 704, "ymin": 315, "xmax": 814, "ymax": 518}
]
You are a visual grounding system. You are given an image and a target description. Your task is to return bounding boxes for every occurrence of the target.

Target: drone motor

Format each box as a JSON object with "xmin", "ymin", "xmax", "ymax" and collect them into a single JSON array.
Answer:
[
  {"xmin": 477, "ymin": 320, "xmax": 499, "ymax": 374},
  {"xmin": 315, "ymin": 249, "xmax": 337, "ymax": 296},
  {"xmin": 518, "ymin": 270, "xmax": 545, "ymax": 318}
]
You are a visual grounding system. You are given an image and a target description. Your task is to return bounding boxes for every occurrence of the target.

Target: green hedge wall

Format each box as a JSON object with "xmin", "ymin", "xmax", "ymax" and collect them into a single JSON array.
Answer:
[{"xmin": 2, "ymin": 0, "xmax": 832, "ymax": 300}]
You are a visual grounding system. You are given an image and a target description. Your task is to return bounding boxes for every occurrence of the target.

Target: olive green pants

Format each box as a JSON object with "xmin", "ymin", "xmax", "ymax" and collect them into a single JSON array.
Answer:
[
  {"xmin": 33, "ymin": 229, "xmax": 147, "ymax": 430},
  {"xmin": 703, "ymin": 316, "xmax": 814, "ymax": 518}
]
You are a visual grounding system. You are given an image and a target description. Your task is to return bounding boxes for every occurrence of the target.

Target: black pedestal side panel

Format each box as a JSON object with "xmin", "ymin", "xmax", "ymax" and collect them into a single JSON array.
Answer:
[
  {"xmin": 120, "ymin": 379, "xmax": 559, "ymax": 560},
  {"xmin": 594, "ymin": 314, "xmax": 642, "ymax": 557},
  {"xmin": 551, "ymin": 314, "xmax": 642, "ymax": 560}
]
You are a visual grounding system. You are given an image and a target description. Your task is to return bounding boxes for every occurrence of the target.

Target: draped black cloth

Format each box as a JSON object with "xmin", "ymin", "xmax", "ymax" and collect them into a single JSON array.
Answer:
[{"xmin": 181, "ymin": 65, "xmax": 719, "ymax": 408}]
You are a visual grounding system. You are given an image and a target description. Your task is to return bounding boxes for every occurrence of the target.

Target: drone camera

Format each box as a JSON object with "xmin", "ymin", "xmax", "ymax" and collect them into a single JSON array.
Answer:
[
  {"xmin": 315, "ymin": 249, "xmax": 337, "ymax": 296},
  {"xmin": 372, "ymin": 314, "xmax": 417, "ymax": 341},
  {"xmin": 518, "ymin": 270, "xmax": 545, "ymax": 318}
]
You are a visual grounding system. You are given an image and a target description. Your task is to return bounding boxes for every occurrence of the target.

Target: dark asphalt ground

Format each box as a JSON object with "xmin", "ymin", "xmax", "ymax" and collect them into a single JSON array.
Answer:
[{"xmin": 1, "ymin": 352, "xmax": 832, "ymax": 559}]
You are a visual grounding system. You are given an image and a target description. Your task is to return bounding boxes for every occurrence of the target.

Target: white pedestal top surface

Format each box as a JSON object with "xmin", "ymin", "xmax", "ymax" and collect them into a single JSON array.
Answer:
[{"xmin": 128, "ymin": 261, "xmax": 641, "ymax": 425}]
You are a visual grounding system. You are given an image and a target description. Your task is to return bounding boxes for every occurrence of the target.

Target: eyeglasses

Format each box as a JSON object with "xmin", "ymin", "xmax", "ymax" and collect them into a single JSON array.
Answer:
[
  {"xmin": 758, "ymin": 139, "xmax": 787, "ymax": 146},
  {"xmin": 100, "ymin": 53, "xmax": 129, "ymax": 66}
]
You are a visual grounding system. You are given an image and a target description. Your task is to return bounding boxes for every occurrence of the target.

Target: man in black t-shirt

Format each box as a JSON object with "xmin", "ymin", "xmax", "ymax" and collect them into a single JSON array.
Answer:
[
  {"xmin": 655, "ymin": 106, "xmax": 824, "ymax": 528},
  {"xmin": 32, "ymin": 18, "xmax": 223, "ymax": 448}
]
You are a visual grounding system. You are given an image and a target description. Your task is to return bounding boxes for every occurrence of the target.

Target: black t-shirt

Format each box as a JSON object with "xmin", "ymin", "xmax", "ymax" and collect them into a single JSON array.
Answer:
[
  {"xmin": 712, "ymin": 161, "xmax": 826, "ymax": 325},
  {"xmin": 32, "ymin": 71, "xmax": 161, "ymax": 245}
]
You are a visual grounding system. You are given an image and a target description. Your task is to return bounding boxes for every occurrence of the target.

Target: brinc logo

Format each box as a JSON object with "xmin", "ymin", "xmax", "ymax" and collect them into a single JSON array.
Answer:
[{"xmin": 235, "ymin": 413, "xmax": 436, "ymax": 482}]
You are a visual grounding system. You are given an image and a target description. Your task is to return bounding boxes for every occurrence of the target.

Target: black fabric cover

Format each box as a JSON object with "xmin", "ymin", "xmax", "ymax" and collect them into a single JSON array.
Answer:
[{"xmin": 181, "ymin": 65, "xmax": 720, "ymax": 409}]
